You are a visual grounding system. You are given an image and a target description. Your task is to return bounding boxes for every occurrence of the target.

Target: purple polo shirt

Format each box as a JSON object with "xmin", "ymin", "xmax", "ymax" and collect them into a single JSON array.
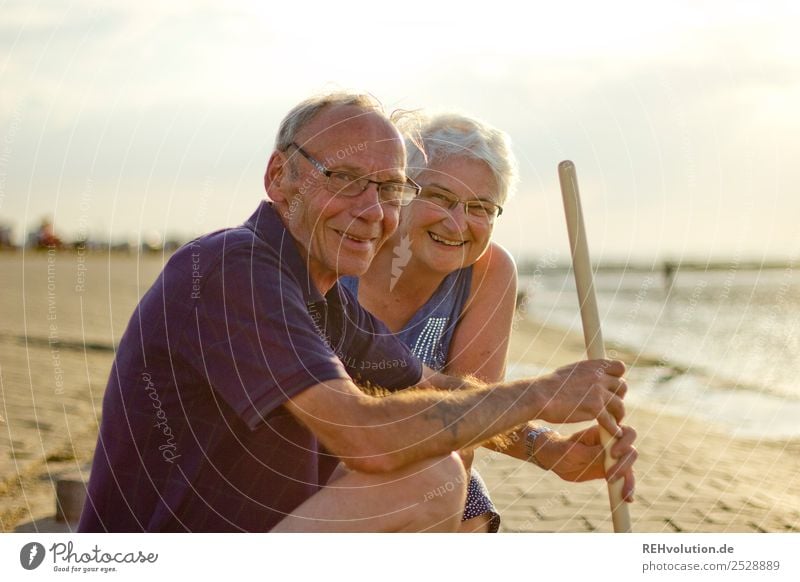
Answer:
[{"xmin": 78, "ymin": 201, "xmax": 422, "ymax": 532}]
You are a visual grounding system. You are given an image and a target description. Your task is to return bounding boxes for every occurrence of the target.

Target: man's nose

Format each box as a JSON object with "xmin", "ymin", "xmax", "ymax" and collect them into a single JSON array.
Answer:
[{"xmin": 352, "ymin": 182, "xmax": 385, "ymax": 222}]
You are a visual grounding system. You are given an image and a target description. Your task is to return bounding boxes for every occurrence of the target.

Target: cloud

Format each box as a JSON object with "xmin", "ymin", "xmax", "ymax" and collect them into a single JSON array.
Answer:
[{"xmin": 1, "ymin": 0, "xmax": 797, "ymax": 258}]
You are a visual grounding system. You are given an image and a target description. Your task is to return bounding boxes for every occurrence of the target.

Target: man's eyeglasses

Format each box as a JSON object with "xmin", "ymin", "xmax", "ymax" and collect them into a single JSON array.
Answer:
[
  {"xmin": 289, "ymin": 142, "xmax": 420, "ymax": 207},
  {"xmin": 416, "ymin": 187, "xmax": 503, "ymax": 223}
]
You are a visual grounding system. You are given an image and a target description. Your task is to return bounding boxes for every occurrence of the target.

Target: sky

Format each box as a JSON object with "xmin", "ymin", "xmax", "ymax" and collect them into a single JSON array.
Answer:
[{"xmin": 1, "ymin": 0, "xmax": 798, "ymax": 262}]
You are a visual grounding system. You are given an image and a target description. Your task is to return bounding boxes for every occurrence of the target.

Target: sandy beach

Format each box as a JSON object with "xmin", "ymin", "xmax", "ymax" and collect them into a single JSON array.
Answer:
[{"xmin": 1, "ymin": 252, "xmax": 798, "ymax": 532}]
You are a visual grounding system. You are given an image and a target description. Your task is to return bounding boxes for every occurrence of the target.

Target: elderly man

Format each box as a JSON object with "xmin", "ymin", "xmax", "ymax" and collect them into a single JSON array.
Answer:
[{"xmin": 79, "ymin": 93, "xmax": 634, "ymax": 532}]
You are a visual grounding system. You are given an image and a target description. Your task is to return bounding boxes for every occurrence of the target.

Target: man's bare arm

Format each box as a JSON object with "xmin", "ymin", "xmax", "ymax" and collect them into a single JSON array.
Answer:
[
  {"xmin": 417, "ymin": 366, "xmax": 477, "ymax": 391},
  {"xmin": 285, "ymin": 360, "xmax": 627, "ymax": 474}
]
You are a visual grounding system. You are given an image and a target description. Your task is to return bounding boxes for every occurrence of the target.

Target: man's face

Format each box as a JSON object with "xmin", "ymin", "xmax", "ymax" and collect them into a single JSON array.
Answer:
[{"xmin": 269, "ymin": 105, "xmax": 406, "ymax": 291}]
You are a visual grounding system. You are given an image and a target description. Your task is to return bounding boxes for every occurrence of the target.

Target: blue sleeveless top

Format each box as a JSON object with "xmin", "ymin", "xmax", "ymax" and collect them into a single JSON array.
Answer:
[
  {"xmin": 339, "ymin": 266, "xmax": 473, "ymax": 371},
  {"xmin": 342, "ymin": 265, "xmax": 501, "ymax": 531}
]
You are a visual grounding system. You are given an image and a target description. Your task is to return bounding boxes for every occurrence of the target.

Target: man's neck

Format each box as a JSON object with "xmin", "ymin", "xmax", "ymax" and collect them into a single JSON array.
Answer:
[
  {"xmin": 307, "ymin": 259, "xmax": 337, "ymax": 296},
  {"xmin": 271, "ymin": 200, "xmax": 337, "ymax": 296}
]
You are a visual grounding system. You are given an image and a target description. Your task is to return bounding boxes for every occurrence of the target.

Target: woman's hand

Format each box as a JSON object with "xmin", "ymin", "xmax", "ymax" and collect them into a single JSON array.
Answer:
[{"xmin": 536, "ymin": 425, "xmax": 637, "ymax": 502}]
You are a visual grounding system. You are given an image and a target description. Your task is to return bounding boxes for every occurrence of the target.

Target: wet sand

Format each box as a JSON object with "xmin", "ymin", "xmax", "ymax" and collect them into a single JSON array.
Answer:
[{"xmin": 484, "ymin": 316, "xmax": 800, "ymax": 532}]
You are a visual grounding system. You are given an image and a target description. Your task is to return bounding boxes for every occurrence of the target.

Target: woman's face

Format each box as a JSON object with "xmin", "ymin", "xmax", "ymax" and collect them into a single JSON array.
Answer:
[{"xmin": 398, "ymin": 155, "xmax": 501, "ymax": 275}]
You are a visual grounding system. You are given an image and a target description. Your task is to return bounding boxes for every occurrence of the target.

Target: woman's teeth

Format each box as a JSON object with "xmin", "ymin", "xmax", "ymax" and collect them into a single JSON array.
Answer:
[{"xmin": 428, "ymin": 232, "xmax": 465, "ymax": 246}]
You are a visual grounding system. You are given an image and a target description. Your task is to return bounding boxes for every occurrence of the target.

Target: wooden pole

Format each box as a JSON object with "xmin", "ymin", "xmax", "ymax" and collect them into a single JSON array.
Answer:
[{"xmin": 558, "ymin": 160, "xmax": 632, "ymax": 533}]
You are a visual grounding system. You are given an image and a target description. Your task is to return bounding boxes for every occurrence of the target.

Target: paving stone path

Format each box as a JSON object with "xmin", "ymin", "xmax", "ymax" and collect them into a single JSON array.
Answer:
[{"xmin": 2, "ymin": 253, "xmax": 798, "ymax": 532}]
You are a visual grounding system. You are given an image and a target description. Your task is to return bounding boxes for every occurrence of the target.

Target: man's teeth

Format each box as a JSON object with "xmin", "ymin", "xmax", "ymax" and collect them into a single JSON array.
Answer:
[
  {"xmin": 429, "ymin": 232, "xmax": 465, "ymax": 246},
  {"xmin": 342, "ymin": 232, "xmax": 368, "ymax": 242}
]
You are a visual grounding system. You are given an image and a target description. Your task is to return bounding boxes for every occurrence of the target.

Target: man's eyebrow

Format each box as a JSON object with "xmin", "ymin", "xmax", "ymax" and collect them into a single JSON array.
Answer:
[
  {"xmin": 331, "ymin": 162, "xmax": 406, "ymax": 182},
  {"xmin": 328, "ymin": 162, "xmax": 361, "ymax": 174},
  {"xmin": 423, "ymin": 182, "xmax": 495, "ymax": 202}
]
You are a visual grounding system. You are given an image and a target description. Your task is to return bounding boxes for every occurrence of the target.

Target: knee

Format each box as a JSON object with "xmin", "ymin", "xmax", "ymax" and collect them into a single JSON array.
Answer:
[
  {"xmin": 415, "ymin": 453, "xmax": 468, "ymax": 528},
  {"xmin": 433, "ymin": 452, "xmax": 468, "ymax": 494}
]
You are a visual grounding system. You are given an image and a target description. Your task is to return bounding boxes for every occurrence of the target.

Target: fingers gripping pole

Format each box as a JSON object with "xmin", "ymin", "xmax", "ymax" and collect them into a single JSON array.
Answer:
[{"xmin": 558, "ymin": 160, "xmax": 632, "ymax": 533}]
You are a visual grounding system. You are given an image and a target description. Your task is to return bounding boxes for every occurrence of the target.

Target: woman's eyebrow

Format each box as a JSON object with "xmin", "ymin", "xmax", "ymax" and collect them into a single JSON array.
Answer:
[
  {"xmin": 423, "ymin": 182, "xmax": 496, "ymax": 202},
  {"xmin": 422, "ymin": 182, "xmax": 458, "ymax": 195}
]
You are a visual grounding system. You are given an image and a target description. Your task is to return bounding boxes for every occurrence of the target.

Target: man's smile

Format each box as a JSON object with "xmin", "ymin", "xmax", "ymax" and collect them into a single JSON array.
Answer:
[{"xmin": 333, "ymin": 228, "xmax": 378, "ymax": 248}]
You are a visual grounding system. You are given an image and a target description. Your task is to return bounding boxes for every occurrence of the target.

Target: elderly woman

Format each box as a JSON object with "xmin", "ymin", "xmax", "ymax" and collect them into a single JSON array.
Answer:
[
  {"xmin": 340, "ymin": 112, "xmax": 516, "ymax": 531},
  {"xmin": 341, "ymin": 112, "xmax": 636, "ymax": 532}
]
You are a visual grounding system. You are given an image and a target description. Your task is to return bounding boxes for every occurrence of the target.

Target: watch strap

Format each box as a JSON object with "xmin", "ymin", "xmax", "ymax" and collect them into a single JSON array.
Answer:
[{"xmin": 525, "ymin": 426, "xmax": 554, "ymax": 468}]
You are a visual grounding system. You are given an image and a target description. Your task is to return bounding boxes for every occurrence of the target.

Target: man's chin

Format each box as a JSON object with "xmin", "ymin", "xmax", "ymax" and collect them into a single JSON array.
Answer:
[{"xmin": 333, "ymin": 255, "xmax": 372, "ymax": 278}]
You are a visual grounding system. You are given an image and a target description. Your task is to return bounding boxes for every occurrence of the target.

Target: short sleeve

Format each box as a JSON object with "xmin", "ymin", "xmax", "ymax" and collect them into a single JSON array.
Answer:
[
  {"xmin": 330, "ymin": 285, "xmax": 423, "ymax": 391},
  {"xmin": 186, "ymin": 242, "xmax": 350, "ymax": 430}
]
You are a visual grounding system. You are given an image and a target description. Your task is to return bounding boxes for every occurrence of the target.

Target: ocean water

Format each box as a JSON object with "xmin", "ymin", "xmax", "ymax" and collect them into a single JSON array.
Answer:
[
  {"xmin": 519, "ymin": 263, "xmax": 800, "ymax": 439},
  {"xmin": 5, "ymin": 253, "xmax": 796, "ymax": 439}
]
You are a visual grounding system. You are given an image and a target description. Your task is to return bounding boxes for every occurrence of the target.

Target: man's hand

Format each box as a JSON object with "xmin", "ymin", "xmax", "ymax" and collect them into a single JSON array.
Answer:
[
  {"xmin": 534, "ymin": 360, "xmax": 627, "ymax": 437},
  {"xmin": 536, "ymin": 425, "xmax": 637, "ymax": 502}
]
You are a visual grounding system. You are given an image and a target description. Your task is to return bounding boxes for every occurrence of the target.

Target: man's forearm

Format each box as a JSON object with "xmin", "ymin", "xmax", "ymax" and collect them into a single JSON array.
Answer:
[
  {"xmin": 302, "ymin": 359, "xmax": 625, "ymax": 474},
  {"xmin": 417, "ymin": 367, "xmax": 478, "ymax": 391},
  {"xmin": 361, "ymin": 377, "xmax": 548, "ymax": 472}
]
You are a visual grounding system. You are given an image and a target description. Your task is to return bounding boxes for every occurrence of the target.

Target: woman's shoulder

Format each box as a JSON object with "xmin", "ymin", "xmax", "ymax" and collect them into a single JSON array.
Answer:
[{"xmin": 472, "ymin": 242, "xmax": 517, "ymax": 282}]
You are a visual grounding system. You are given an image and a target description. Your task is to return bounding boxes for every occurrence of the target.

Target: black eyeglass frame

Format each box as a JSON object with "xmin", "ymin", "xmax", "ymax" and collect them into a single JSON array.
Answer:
[{"xmin": 289, "ymin": 142, "xmax": 421, "ymax": 206}]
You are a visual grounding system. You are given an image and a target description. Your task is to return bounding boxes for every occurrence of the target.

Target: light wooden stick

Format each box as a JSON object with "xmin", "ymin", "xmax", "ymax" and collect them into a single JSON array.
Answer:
[{"xmin": 558, "ymin": 160, "xmax": 632, "ymax": 533}]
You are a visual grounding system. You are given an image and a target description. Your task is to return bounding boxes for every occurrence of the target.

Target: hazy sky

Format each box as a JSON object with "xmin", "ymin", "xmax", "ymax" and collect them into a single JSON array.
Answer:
[{"xmin": 1, "ymin": 0, "xmax": 798, "ymax": 261}]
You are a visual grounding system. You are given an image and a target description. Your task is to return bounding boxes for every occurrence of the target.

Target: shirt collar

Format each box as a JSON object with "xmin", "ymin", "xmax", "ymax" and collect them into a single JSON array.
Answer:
[{"xmin": 243, "ymin": 200, "xmax": 326, "ymax": 306}]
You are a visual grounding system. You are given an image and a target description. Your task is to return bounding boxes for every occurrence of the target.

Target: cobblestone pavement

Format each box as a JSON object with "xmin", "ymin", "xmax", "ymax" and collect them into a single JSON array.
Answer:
[{"xmin": 475, "ymin": 410, "xmax": 800, "ymax": 533}]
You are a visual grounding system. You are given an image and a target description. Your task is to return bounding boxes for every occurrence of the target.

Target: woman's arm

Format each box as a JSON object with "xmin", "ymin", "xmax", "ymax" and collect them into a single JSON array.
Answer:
[
  {"xmin": 439, "ymin": 242, "xmax": 518, "ymax": 470},
  {"xmin": 444, "ymin": 241, "xmax": 518, "ymax": 382},
  {"xmin": 443, "ymin": 243, "xmax": 635, "ymax": 497}
]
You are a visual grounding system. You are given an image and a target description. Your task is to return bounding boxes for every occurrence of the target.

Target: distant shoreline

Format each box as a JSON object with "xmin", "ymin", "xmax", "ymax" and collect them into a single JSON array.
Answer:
[
  {"xmin": 517, "ymin": 258, "xmax": 796, "ymax": 275},
  {"xmin": 2, "ymin": 247, "xmax": 796, "ymax": 270}
]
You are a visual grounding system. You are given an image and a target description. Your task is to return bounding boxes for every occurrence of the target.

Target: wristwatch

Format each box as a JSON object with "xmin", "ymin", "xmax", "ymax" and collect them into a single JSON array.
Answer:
[{"xmin": 525, "ymin": 426, "xmax": 554, "ymax": 468}]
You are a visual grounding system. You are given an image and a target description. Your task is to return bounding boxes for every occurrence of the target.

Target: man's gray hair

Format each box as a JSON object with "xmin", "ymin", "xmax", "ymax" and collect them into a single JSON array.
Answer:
[
  {"xmin": 397, "ymin": 112, "xmax": 519, "ymax": 203},
  {"xmin": 275, "ymin": 92, "xmax": 387, "ymax": 151}
]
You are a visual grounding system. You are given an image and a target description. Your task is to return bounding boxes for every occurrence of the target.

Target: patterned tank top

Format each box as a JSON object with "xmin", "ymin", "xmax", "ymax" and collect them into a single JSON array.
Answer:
[
  {"xmin": 341, "ymin": 265, "xmax": 501, "ymax": 531},
  {"xmin": 339, "ymin": 266, "xmax": 473, "ymax": 371}
]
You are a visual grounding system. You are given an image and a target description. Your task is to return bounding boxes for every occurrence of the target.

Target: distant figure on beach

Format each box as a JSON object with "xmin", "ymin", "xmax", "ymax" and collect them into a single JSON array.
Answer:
[
  {"xmin": 341, "ymin": 112, "xmax": 636, "ymax": 532},
  {"xmin": 32, "ymin": 218, "xmax": 62, "ymax": 249},
  {"xmin": 663, "ymin": 260, "xmax": 676, "ymax": 291},
  {"xmin": 0, "ymin": 221, "xmax": 13, "ymax": 249},
  {"xmin": 79, "ymin": 92, "xmax": 635, "ymax": 532}
]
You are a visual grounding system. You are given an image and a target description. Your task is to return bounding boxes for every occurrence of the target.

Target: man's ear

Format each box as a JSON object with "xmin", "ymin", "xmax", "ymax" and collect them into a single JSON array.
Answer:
[{"xmin": 265, "ymin": 150, "xmax": 289, "ymax": 202}]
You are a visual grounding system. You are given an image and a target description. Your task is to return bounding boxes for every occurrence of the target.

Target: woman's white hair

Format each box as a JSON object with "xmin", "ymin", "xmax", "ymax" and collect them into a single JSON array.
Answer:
[{"xmin": 396, "ymin": 111, "xmax": 519, "ymax": 203}]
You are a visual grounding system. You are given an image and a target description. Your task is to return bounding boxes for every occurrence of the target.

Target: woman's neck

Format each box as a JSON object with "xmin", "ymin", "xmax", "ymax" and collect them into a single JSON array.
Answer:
[{"xmin": 358, "ymin": 237, "xmax": 449, "ymax": 330}]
